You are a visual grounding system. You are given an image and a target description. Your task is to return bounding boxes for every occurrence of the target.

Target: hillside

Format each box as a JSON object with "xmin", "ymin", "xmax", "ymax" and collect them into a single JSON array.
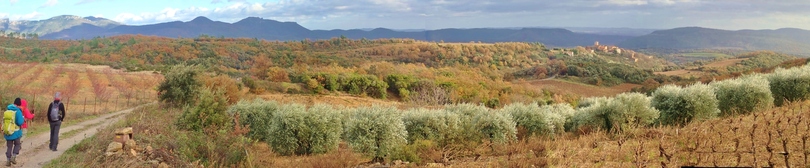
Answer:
[
  {"xmin": 0, "ymin": 35, "xmax": 676, "ymax": 107},
  {"xmin": 41, "ymin": 16, "xmax": 629, "ymax": 47},
  {"xmin": 0, "ymin": 15, "xmax": 121, "ymax": 36},
  {"xmin": 619, "ymin": 27, "xmax": 810, "ymax": 56}
]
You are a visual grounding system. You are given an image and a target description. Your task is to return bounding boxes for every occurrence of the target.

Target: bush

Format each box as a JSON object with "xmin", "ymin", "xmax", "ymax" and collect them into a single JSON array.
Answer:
[
  {"xmin": 227, "ymin": 99, "xmax": 280, "ymax": 141},
  {"xmin": 385, "ymin": 74, "xmax": 415, "ymax": 100},
  {"xmin": 343, "ymin": 105, "xmax": 407, "ymax": 162},
  {"xmin": 201, "ymin": 74, "xmax": 243, "ymax": 105},
  {"xmin": 241, "ymin": 77, "xmax": 266, "ymax": 94},
  {"xmin": 445, "ymin": 103, "xmax": 516, "ymax": 143},
  {"xmin": 158, "ymin": 65, "xmax": 202, "ymax": 106},
  {"xmin": 710, "ymin": 75, "xmax": 774, "ymax": 116},
  {"xmin": 408, "ymin": 80, "xmax": 451, "ymax": 105},
  {"xmin": 652, "ymin": 84, "xmax": 719, "ymax": 126},
  {"xmin": 402, "ymin": 108, "xmax": 463, "ymax": 146},
  {"xmin": 570, "ymin": 93, "xmax": 659, "ymax": 134},
  {"xmin": 503, "ymin": 103, "xmax": 552, "ymax": 138},
  {"xmin": 267, "ymin": 104, "xmax": 342, "ymax": 155},
  {"xmin": 176, "ymin": 88, "xmax": 233, "ymax": 132},
  {"xmin": 543, "ymin": 103, "xmax": 576, "ymax": 134},
  {"xmin": 768, "ymin": 65, "xmax": 810, "ymax": 106}
]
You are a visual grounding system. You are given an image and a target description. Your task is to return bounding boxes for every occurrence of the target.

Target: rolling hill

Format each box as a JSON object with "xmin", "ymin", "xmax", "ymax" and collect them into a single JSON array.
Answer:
[
  {"xmin": 0, "ymin": 15, "xmax": 121, "ymax": 36},
  {"xmin": 618, "ymin": 27, "xmax": 810, "ymax": 56},
  {"xmin": 37, "ymin": 16, "xmax": 630, "ymax": 47}
]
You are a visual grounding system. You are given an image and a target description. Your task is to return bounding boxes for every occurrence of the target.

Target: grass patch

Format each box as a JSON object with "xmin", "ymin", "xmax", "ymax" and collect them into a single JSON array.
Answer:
[
  {"xmin": 59, "ymin": 121, "xmax": 104, "ymax": 139},
  {"xmin": 681, "ymin": 52, "xmax": 732, "ymax": 58},
  {"xmin": 43, "ymin": 104, "xmax": 170, "ymax": 167}
]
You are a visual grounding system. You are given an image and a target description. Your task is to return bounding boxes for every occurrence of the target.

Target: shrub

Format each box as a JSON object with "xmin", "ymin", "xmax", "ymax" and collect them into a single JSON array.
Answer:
[
  {"xmin": 472, "ymin": 108, "xmax": 517, "ymax": 143},
  {"xmin": 652, "ymin": 84, "xmax": 719, "ymax": 126},
  {"xmin": 408, "ymin": 80, "xmax": 451, "ymax": 105},
  {"xmin": 710, "ymin": 75, "xmax": 774, "ymax": 116},
  {"xmin": 227, "ymin": 99, "xmax": 280, "ymax": 141},
  {"xmin": 202, "ymin": 74, "xmax": 243, "ymax": 105},
  {"xmin": 267, "ymin": 104, "xmax": 342, "ymax": 155},
  {"xmin": 343, "ymin": 105, "xmax": 407, "ymax": 162},
  {"xmin": 402, "ymin": 108, "xmax": 463, "ymax": 146},
  {"xmin": 385, "ymin": 74, "xmax": 415, "ymax": 100},
  {"xmin": 768, "ymin": 65, "xmax": 810, "ymax": 106},
  {"xmin": 570, "ymin": 93, "xmax": 659, "ymax": 134},
  {"xmin": 543, "ymin": 103, "xmax": 576, "ymax": 134},
  {"xmin": 176, "ymin": 88, "xmax": 232, "ymax": 132},
  {"xmin": 241, "ymin": 77, "xmax": 266, "ymax": 94},
  {"xmin": 445, "ymin": 103, "xmax": 516, "ymax": 143},
  {"xmin": 503, "ymin": 103, "xmax": 551, "ymax": 138},
  {"xmin": 158, "ymin": 65, "xmax": 202, "ymax": 106}
]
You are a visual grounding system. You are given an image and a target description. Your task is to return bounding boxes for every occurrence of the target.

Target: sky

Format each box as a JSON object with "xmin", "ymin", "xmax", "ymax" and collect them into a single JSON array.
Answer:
[{"xmin": 2, "ymin": 0, "xmax": 810, "ymax": 30}]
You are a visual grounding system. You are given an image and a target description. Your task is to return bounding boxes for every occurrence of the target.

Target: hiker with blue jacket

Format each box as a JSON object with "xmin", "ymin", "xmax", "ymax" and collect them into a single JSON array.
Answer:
[
  {"xmin": 47, "ymin": 92, "xmax": 66, "ymax": 152},
  {"xmin": 4, "ymin": 98, "xmax": 24, "ymax": 166}
]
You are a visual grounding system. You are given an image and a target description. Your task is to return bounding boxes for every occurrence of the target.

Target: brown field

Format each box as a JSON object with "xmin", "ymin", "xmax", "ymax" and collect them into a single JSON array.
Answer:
[
  {"xmin": 525, "ymin": 79, "xmax": 640, "ymax": 97},
  {"xmin": 703, "ymin": 58, "xmax": 747, "ymax": 68},
  {"xmin": 655, "ymin": 58, "xmax": 748, "ymax": 77},
  {"xmin": 0, "ymin": 62, "xmax": 162, "ymax": 121}
]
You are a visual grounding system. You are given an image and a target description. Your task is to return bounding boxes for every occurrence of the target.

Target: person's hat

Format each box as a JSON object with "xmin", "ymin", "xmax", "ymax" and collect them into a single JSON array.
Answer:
[
  {"xmin": 54, "ymin": 92, "xmax": 62, "ymax": 101},
  {"xmin": 13, "ymin": 97, "xmax": 21, "ymax": 106}
]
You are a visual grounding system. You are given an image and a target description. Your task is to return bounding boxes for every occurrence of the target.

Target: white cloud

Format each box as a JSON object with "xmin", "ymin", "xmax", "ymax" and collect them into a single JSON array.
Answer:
[
  {"xmin": 7, "ymin": 11, "xmax": 43, "ymax": 20},
  {"xmin": 605, "ymin": 0, "xmax": 647, "ymax": 6},
  {"xmin": 9, "ymin": 0, "xmax": 18, "ymax": 5},
  {"xmin": 76, "ymin": 0, "xmax": 102, "ymax": 5},
  {"xmin": 41, "ymin": 0, "xmax": 58, "ymax": 7},
  {"xmin": 113, "ymin": 13, "xmax": 144, "ymax": 23}
]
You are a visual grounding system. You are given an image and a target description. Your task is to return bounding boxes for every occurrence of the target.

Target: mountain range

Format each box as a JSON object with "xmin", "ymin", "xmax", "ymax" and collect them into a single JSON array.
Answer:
[
  {"xmin": 618, "ymin": 27, "xmax": 810, "ymax": 56},
  {"xmin": 3, "ymin": 15, "xmax": 810, "ymax": 56},
  {"xmin": 39, "ymin": 16, "xmax": 630, "ymax": 47}
]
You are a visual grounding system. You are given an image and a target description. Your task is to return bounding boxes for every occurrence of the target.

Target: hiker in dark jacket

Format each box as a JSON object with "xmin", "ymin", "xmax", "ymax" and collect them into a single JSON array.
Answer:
[
  {"xmin": 47, "ymin": 92, "xmax": 66, "ymax": 151},
  {"xmin": 5, "ymin": 98, "xmax": 24, "ymax": 166}
]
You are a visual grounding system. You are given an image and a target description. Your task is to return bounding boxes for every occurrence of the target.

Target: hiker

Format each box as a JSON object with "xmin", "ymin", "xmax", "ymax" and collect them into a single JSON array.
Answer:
[
  {"xmin": 4, "ymin": 98, "xmax": 24, "ymax": 166},
  {"xmin": 20, "ymin": 99, "xmax": 33, "ymax": 134},
  {"xmin": 47, "ymin": 92, "xmax": 65, "ymax": 151}
]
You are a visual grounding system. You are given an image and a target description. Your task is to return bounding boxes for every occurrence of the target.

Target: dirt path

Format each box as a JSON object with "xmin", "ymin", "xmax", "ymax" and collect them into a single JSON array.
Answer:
[{"xmin": 10, "ymin": 103, "xmax": 153, "ymax": 168}]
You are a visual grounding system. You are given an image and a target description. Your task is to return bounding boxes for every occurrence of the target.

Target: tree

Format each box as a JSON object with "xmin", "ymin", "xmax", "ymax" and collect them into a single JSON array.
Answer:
[{"xmin": 158, "ymin": 65, "xmax": 202, "ymax": 106}]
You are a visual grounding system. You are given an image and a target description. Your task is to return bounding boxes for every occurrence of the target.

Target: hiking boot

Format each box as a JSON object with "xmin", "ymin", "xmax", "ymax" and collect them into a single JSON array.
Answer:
[
  {"xmin": 5, "ymin": 160, "xmax": 9, "ymax": 166},
  {"xmin": 10, "ymin": 155, "xmax": 15, "ymax": 164}
]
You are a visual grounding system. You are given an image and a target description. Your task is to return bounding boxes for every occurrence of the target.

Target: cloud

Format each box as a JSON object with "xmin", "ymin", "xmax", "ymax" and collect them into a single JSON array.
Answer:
[
  {"xmin": 9, "ymin": 0, "xmax": 18, "ymax": 5},
  {"xmin": 76, "ymin": 0, "xmax": 102, "ymax": 5},
  {"xmin": 211, "ymin": 0, "xmax": 246, "ymax": 4},
  {"xmin": 3, "ymin": 11, "xmax": 43, "ymax": 20},
  {"xmin": 41, "ymin": 0, "xmax": 58, "ymax": 7}
]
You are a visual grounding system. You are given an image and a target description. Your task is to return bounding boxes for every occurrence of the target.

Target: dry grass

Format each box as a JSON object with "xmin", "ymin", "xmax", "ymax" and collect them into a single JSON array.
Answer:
[
  {"xmin": 472, "ymin": 100, "xmax": 810, "ymax": 167},
  {"xmin": 525, "ymin": 79, "xmax": 640, "ymax": 97},
  {"xmin": 54, "ymin": 90, "xmax": 810, "ymax": 167},
  {"xmin": 655, "ymin": 58, "xmax": 748, "ymax": 77}
]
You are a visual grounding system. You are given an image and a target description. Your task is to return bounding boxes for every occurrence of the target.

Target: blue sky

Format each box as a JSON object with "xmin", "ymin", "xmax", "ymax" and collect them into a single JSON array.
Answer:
[{"xmin": 2, "ymin": 0, "xmax": 810, "ymax": 30}]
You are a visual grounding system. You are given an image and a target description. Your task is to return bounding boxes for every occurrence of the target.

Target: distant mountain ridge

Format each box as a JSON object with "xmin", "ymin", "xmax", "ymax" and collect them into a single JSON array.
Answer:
[
  {"xmin": 39, "ymin": 16, "xmax": 631, "ymax": 47},
  {"xmin": 0, "ymin": 15, "xmax": 120, "ymax": 35},
  {"xmin": 618, "ymin": 27, "xmax": 810, "ymax": 56},
  {"xmin": 7, "ymin": 15, "xmax": 810, "ymax": 55}
]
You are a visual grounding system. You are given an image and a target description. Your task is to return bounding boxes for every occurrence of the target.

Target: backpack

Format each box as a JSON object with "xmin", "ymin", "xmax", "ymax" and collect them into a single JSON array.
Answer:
[
  {"xmin": 49, "ymin": 102, "xmax": 61, "ymax": 122},
  {"xmin": 3, "ymin": 110, "xmax": 18, "ymax": 135}
]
